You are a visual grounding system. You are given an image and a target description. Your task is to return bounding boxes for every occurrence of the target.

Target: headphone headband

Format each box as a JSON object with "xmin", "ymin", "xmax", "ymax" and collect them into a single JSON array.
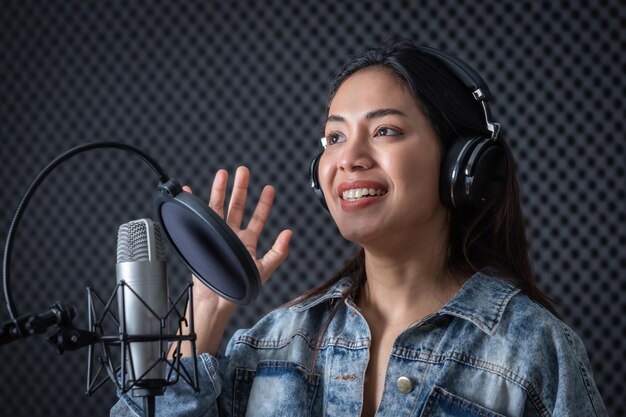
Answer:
[
  {"xmin": 417, "ymin": 46, "xmax": 492, "ymax": 100},
  {"xmin": 417, "ymin": 46, "xmax": 500, "ymax": 139}
]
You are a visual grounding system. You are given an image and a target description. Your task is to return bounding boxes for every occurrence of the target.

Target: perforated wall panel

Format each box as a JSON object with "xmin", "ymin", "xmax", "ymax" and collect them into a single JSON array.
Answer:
[{"xmin": 1, "ymin": 1, "xmax": 624, "ymax": 416}]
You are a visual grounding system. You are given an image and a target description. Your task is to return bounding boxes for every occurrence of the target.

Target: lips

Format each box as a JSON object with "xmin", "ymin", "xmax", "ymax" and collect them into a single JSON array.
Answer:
[{"xmin": 337, "ymin": 180, "xmax": 388, "ymax": 211}]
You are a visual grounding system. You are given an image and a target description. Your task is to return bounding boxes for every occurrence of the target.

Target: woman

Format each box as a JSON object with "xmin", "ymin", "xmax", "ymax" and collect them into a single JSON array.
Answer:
[{"xmin": 112, "ymin": 40, "xmax": 607, "ymax": 416}]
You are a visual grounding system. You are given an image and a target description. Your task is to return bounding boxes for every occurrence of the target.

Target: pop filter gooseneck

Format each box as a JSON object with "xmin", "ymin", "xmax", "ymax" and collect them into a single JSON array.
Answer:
[{"xmin": 2, "ymin": 142, "xmax": 168, "ymax": 323}]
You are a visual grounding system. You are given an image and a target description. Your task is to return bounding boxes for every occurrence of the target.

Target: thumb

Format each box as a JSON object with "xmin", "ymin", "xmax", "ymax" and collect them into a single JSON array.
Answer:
[{"xmin": 258, "ymin": 229, "xmax": 292, "ymax": 283}]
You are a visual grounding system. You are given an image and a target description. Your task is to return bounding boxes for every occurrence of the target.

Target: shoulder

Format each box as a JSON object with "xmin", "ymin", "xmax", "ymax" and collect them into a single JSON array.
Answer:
[
  {"xmin": 487, "ymin": 283, "xmax": 606, "ymax": 415},
  {"xmin": 437, "ymin": 272, "xmax": 606, "ymax": 415},
  {"xmin": 502, "ymin": 291, "xmax": 568, "ymax": 341},
  {"xmin": 500, "ymin": 291, "xmax": 588, "ymax": 368},
  {"xmin": 448, "ymin": 271, "xmax": 584, "ymax": 355}
]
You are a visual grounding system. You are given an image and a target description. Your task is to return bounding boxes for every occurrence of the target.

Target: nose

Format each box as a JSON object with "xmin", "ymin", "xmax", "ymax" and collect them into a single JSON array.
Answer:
[
  {"xmin": 317, "ymin": 128, "xmax": 375, "ymax": 201},
  {"xmin": 337, "ymin": 133, "xmax": 374, "ymax": 173}
]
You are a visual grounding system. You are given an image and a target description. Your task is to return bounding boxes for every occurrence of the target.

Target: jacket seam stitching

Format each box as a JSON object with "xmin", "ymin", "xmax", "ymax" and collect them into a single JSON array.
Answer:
[
  {"xmin": 447, "ymin": 353, "xmax": 550, "ymax": 417},
  {"xmin": 449, "ymin": 355, "xmax": 550, "ymax": 417},
  {"xmin": 560, "ymin": 324, "xmax": 602, "ymax": 417},
  {"xmin": 236, "ymin": 332, "xmax": 369, "ymax": 350},
  {"xmin": 200, "ymin": 353, "xmax": 222, "ymax": 397}
]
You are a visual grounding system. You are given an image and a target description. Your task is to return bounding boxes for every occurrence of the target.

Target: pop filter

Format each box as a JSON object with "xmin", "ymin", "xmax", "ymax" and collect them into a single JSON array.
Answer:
[{"xmin": 153, "ymin": 179, "xmax": 260, "ymax": 305}]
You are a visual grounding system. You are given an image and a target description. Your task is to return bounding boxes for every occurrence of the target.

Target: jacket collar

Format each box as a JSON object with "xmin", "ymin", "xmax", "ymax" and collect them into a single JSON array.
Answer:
[
  {"xmin": 290, "ymin": 271, "xmax": 520, "ymax": 335},
  {"xmin": 438, "ymin": 271, "xmax": 520, "ymax": 335},
  {"xmin": 288, "ymin": 276, "xmax": 353, "ymax": 312}
]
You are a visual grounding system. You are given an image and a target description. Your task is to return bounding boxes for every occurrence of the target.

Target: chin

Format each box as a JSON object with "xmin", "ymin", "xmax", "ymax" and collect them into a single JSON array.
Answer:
[
  {"xmin": 337, "ymin": 225, "xmax": 381, "ymax": 246},
  {"xmin": 330, "ymin": 210, "xmax": 388, "ymax": 245}
]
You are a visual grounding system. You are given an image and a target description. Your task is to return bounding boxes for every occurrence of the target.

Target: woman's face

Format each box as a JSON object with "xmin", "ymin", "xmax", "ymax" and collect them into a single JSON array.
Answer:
[{"xmin": 319, "ymin": 67, "xmax": 448, "ymax": 248}]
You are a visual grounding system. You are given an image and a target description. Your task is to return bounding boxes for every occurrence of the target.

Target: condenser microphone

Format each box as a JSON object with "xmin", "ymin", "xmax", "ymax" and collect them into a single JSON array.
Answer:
[{"xmin": 116, "ymin": 218, "xmax": 169, "ymax": 397}]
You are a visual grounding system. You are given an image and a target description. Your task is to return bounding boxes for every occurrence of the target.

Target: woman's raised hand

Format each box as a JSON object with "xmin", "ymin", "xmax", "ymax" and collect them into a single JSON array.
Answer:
[
  {"xmin": 178, "ymin": 167, "xmax": 292, "ymax": 356},
  {"xmin": 205, "ymin": 166, "xmax": 292, "ymax": 286}
]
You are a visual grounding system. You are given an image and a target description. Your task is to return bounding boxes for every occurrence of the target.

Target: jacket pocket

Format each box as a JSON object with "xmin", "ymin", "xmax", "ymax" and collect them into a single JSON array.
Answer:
[
  {"xmin": 420, "ymin": 386, "xmax": 506, "ymax": 417},
  {"xmin": 232, "ymin": 360, "xmax": 320, "ymax": 417}
]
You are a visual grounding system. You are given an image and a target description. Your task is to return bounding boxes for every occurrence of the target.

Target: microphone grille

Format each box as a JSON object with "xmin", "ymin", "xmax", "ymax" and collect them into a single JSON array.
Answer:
[{"xmin": 117, "ymin": 219, "xmax": 166, "ymax": 263}]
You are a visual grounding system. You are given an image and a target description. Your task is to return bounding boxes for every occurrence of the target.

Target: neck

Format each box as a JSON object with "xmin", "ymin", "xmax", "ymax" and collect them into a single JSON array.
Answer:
[{"xmin": 357, "ymin": 224, "xmax": 465, "ymax": 326}]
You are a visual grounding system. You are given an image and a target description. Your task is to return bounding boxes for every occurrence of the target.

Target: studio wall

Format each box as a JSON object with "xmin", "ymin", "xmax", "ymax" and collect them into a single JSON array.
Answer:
[{"xmin": 1, "ymin": 1, "xmax": 624, "ymax": 416}]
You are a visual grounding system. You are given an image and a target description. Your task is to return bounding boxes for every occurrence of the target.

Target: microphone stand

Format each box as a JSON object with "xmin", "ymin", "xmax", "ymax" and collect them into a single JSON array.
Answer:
[
  {"xmin": 144, "ymin": 396, "xmax": 156, "ymax": 417},
  {"xmin": 0, "ymin": 303, "xmax": 93, "ymax": 349}
]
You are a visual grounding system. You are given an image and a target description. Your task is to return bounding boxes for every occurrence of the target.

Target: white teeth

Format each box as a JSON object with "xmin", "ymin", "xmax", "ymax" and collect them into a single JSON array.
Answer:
[{"xmin": 342, "ymin": 188, "xmax": 387, "ymax": 200}]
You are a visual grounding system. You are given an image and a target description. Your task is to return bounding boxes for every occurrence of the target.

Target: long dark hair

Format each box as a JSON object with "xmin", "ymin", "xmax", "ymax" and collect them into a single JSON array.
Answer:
[{"xmin": 293, "ymin": 40, "xmax": 555, "ymax": 321}]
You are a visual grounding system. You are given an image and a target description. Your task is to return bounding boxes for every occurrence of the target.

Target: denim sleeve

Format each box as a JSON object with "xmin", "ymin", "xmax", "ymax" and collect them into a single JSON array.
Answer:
[
  {"xmin": 110, "ymin": 353, "xmax": 222, "ymax": 417},
  {"xmin": 551, "ymin": 324, "xmax": 608, "ymax": 417},
  {"xmin": 526, "ymin": 323, "xmax": 609, "ymax": 417}
]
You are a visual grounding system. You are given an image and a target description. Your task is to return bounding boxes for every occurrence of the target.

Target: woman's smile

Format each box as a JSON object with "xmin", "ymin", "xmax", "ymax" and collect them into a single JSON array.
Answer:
[{"xmin": 338, "ymin": 179, "xmax": 388, "ymax": 211}]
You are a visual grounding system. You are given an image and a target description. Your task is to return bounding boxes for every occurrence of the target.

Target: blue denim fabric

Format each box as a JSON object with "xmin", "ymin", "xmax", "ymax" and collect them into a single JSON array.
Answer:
[{"xmin": 111, "ymin": 272, "xmax": 608, "ymax": 417}]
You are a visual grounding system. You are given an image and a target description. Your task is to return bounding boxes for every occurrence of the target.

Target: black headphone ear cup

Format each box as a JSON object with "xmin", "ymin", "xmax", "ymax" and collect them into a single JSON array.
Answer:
[
  {"xmin": 309, "ymin": 152, "xmax": 328, "ymax": 211},
  {"xmin": 464, "ymin": 141, "xmax": 506, "ymax": 208},
  {"xmin": 440, "ymin": 136, "xmax": 482, "ymax": 209},
  {"xmin": 440, "ymin": 136, "xmax": 506, "ymax": 209}
]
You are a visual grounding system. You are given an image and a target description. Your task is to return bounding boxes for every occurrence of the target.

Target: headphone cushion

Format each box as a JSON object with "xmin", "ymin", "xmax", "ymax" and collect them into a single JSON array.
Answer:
[
  {"xmin": 309, "ymin": 152, "xmax": 328, "ymax": 210},
  {"xmin": 440, "ymin": 136, "xmax": 505, "ymax": 208},
  {"xmin": 440, "ymin": 136, "xmax": 482, "ymax": 208},
  {"xmin": 465, "ymin": 141, "xmax": 506, "ymax": 208}
]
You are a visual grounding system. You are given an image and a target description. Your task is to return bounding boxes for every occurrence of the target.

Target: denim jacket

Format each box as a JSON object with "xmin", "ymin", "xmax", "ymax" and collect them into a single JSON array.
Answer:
[{"xmin": 111, "ymin": 272, "xmax": 608, "ymax": 417}]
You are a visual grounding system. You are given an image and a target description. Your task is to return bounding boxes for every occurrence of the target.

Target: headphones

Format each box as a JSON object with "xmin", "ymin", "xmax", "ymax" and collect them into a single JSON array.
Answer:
[{"xmin": 309, "ymin": 45, "xmax": 506, "ymax": 211}]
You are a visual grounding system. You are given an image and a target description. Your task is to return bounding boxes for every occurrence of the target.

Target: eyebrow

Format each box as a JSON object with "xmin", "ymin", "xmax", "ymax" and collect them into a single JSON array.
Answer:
[{"xmin": 326, "ymin": 108, "xmax": 407, "ymax": 124}]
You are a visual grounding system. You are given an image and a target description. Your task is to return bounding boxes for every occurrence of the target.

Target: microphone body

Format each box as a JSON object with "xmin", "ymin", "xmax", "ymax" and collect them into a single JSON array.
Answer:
[{"xmin": 116, "ymin": 218, "xmax": 169, "ymax": 396}]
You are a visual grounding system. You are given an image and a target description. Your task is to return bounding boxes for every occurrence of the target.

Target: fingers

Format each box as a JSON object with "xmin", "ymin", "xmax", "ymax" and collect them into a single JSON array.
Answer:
[
  {"xmin": 258, "ymin": 229, "xmax": 292, "ymax": 283},
  {"xmin": 187, "ymin": 169, "xmax": 290, "ymax": 286},
  {"xmin": 226, "ymin": 166, "xmax": 249, "ymax": 229},
  {"xmin": 208, "ymin": 169, "xmax": 228, "ymax": 218},
  {"xmin": 246, "ymin": 185, "xmax": 275, "ymax": 238}
]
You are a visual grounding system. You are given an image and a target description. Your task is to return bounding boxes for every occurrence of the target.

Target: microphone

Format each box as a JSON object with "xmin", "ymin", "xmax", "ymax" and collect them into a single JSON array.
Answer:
[{"xmin": 116, "ymin": 218, "xmax": 169, "ymax": 398}]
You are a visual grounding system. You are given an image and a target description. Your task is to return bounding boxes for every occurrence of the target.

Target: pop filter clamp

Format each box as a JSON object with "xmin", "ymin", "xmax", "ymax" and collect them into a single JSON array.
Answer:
[{"xmin": 1, "ymin": 141, "xmax": 261, "ymax": 417}]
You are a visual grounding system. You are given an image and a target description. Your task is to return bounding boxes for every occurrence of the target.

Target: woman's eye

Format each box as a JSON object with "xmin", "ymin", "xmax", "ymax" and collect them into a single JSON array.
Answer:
[
  {"xmin": 325, "ymin": 133, "xmax": 346, "ymax": 146},
  {"xmin": 374, "ymin": 127, "xmax": 401, "ymax": 137}
]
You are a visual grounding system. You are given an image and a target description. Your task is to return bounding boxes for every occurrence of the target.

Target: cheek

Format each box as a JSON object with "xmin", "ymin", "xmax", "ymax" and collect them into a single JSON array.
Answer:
[
  {"xmin": 317, "ymin": 154, "xmax": 334, "ymax": 194},
  {"xmin": 317, "ymin": 154, "xmax": 345, "ymax": 220},
  {"xmin": 384, "ymin": 147, "xmax": 442, "ymax": 193}
]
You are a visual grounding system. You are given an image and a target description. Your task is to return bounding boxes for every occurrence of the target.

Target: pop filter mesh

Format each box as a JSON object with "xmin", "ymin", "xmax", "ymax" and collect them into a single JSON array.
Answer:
[{"xmin": 160, "ymin": 201, "xmax": 246, "ymax": 301}]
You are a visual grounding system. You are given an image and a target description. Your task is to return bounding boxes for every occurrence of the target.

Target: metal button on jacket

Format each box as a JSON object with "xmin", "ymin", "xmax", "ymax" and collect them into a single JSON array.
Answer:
[{"xmin": 396, "ymin": 376, "xmax": 414, "ymax": 394}]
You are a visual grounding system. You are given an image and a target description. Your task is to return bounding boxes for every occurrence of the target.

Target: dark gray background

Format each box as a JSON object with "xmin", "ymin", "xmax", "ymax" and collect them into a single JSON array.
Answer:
[{"xmin": 1, "ymin": 1, "xmax": 624, "ymax": 416}]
